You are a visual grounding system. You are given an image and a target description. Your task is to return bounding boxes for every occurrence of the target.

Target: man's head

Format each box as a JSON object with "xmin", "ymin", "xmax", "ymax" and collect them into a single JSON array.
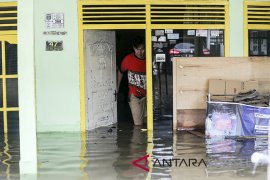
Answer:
[{"xmin": 132, "ymin": 36, "xmax": 145, "ymax": 59}]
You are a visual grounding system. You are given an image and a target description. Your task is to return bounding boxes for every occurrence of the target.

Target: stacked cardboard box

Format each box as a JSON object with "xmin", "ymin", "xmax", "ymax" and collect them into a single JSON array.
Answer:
[{"xmin": 209, "ymin": 79, "xmax": 258, "ymax": 101}]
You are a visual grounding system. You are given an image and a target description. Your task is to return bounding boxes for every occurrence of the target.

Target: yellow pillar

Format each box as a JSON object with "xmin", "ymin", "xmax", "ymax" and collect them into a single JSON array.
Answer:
[{"xmin": 146, "ymin": 4, "xmax": 153, "ymax": 131}]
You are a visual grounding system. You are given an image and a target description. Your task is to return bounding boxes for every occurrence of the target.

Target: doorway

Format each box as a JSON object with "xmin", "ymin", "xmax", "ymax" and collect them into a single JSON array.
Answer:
[
  {"xmin": 83, "ymin": 29, "xmax": 145, "ymax": 130},
  {"xmin": 116, "ymin": 30, "xmax": 145, "ymax": 125}
]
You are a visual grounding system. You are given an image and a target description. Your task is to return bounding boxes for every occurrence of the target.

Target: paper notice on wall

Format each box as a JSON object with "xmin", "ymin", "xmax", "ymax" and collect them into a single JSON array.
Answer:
[
  {"xmin": 167, "ymin": 33, "xmax": 179, "ymax": 39},
  {"xmin": 45, "ymin": 13, "xmax": 64, "ymax": 29},
  {"xmin": 196, "ymin": 29, "xmax": 207, "ymax": 37},
  {"xmin": 156, "ymin": 54, "xmax": 166, "ymax": 62},
  {"xmin": 158, "ymin": 36, "xmax": 166, "ymax": 42},
  {"xmin": 155, "ymin": 30, "xmax": 164, "ymax": 36},
  {"xmin": 152, "ymin": 36, "xmax": 157, "ymax": 42},
  {"xmin": 211, "ymin": 30, "xmax": 220, "ymax": 37},
  {"xmin": 165, "ymin": 29, "xmax": 173, "ymax": 34},
  {"xmin": 187, "ymin": 30, "xmax": 195, "ymax": 36}
]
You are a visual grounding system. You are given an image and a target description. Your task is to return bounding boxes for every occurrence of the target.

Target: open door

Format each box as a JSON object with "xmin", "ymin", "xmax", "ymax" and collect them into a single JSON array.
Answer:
[{"xmin": 84, "ymin": 30, "xmax": 117, "ymax": 130}]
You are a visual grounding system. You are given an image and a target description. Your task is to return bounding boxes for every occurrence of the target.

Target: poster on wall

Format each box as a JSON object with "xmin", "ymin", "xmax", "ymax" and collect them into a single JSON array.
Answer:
[{"xmin": 45, "ymin": 13, "xmax": 64, "ymax": 29}]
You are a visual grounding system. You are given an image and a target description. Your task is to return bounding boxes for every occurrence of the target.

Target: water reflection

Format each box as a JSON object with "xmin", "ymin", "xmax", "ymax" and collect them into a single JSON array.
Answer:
[
  {"xmin": 0, "ymin": 123, "xmax": 269, "ymax": 179},
  {"xmin": 36, "ymin": 123, "xmax": 152, "ymax": 180},
  {"xmin": 81, "ymin": 124, "xmax": 149, "ymax": 179},
  {"xmin": 171, "ymin": 131, "xmax": 206, "ymax": 179},
  {"xmin": 0, "ymin": 133, "xmax": 20, "ymax": 180},
  {"xmin": 37, "ymin": 132, "xmax": 83, "ymax": 180},
  {"xmin": 1, "ymin": 134, "xmax": 11, "ymax": 180},
  {"xmin": 206, "ymin": 138, "xmax": 267, "ymax": 179},
  {"xmin": 151, "ymin": 119, "xmax": 173, "ymax": 180}
]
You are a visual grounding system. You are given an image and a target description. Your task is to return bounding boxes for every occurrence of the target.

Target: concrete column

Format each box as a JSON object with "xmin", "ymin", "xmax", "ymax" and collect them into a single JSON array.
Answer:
[
  {"xmin": 230, "ymin": 0, "xmax": 244, "ymax": 56},
  {"xmin": 18, "ymin": 0, "xmax": 37, "ymax": 174}
]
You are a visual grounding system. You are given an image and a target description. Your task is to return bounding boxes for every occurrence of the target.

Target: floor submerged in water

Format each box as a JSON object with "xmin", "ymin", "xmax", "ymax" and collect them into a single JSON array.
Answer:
[{"xmin": 0, "ymin": 120, "xmax": 268, "ymax": 180}]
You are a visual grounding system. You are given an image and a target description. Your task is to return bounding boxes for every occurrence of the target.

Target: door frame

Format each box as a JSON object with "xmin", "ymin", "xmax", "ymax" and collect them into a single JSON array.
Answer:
[
  {"xmin": 78, "ymin": 27, "xmax": 151, "ymax": 131},
  {"xmin": 78, "ymin": 0, "xmax": 229, "ymax": 132}
]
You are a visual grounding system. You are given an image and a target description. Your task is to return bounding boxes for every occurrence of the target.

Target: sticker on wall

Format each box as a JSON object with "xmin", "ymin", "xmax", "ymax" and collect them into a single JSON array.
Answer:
[
  {"xmin": 45, "ymin": 13, "xmax": 64, "ymax": 29},
  {"xmin": 152, "ymin": 36, "xmax": 157, "ymax": 42},
  {"xmin": 165, "ymin": 29, "xmax": 173, "ymax": 34},
  {"xmin": 167, "ymin": 33, "xmax": 179, "ymax": 40},
  {"xmin": 155, "ymin": 30, "xmax": 164, "ymax": 36},
  {"xmin": 196, "ymin": 29, "xmax": 207, "ymax": 37},
  {"xmin": 46, "ymin": 41, "xmax": 63, "ymax": 51},
  {"xmin": 187, "ymin": 30, "xmax": 195, "ymax": 36},
  {"xmin": 156, "ymin": 54, "xmax": 166, "ymax": 62},
  {"xmin": 158, "ymin": 36, "xmax": 166, "ymax": 42},
  {"xmin": 211, "ymin": 30, "xmax": 220, "ymax": 37}
]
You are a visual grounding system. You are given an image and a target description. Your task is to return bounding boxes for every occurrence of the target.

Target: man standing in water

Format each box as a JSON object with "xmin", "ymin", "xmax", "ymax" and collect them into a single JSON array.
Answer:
[{"xmin": 118, "ymin": 36, "xmax": 147, "ymax": 126}]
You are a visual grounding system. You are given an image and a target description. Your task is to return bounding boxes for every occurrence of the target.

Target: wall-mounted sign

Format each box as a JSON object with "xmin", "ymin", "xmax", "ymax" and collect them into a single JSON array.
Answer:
[
  {"xmin": 165, "ymin": 29, "xmax": 173, "ymax": 34},
  {"xmin": 155, "ymin": 30, "xmax": 164, "ymax": 36},
  {"xmin": 158, "ymin": 36, "xmax": 166, "ymax": 42},
  {"xmin": 167, "ymin": 33, "xmax": 179, "ymax": 40},
  {"xmin": 156, "ymin": 54, "xmax": 166, "ymax": 62},
  {"xmin": 187, "ymin": 30, "xmax": 195, "ymax": 36},
  {"xmin": 46, "ymin": 41, "xmax": 63, "ymax": 51},
  {"xmin": 152, "ymin": 36, "xmax": 157, "ymax": 42},
  {"xmin": 196, "ymin": 29, "xmax": 207, "ymax": 37},
  {"xmin": 45, "ymin": 13, "xmax": 64, "ymax": 29}
]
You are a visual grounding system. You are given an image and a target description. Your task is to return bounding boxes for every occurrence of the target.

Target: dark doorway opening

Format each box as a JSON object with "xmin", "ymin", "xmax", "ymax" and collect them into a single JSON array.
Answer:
[{"xmin": 116, "ymin": 30, "xmax": 145, "ymax": 125}]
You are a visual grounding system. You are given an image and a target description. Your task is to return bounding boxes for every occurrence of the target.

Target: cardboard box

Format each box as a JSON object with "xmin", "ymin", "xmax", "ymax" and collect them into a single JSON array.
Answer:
[
  {"xmin": 225, "ymin": 80, "xmax": 242, "ymax": 100},
  {"xmin": 225, "ymin": 80, "xmax": 242, "ymax": 95},
  {"xmin": 243, "ymin": 80, "xmax": 258, "ymax": 92},
  {"xmin": 209, "ymin": 79, "xmax": 225, "ymax": 94},
  {"xmin": 209, "ymin": 79, "xmax": 259, "ymax": 101},
  {"xmin": 208, "ymin": 79, "xmax": 226, "ymax": 101}
]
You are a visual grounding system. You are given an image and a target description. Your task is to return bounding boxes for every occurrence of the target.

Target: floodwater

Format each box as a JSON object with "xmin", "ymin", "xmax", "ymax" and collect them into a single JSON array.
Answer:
[{"xmin": 0, "ymin": 120, "xmax": 268, "ymax": 180}]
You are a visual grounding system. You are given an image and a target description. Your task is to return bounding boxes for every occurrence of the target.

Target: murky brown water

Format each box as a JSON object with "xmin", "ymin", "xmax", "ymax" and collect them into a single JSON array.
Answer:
[{"xmin": 0, "ymin": 120, "xmax": 268, "ymax": 180}]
